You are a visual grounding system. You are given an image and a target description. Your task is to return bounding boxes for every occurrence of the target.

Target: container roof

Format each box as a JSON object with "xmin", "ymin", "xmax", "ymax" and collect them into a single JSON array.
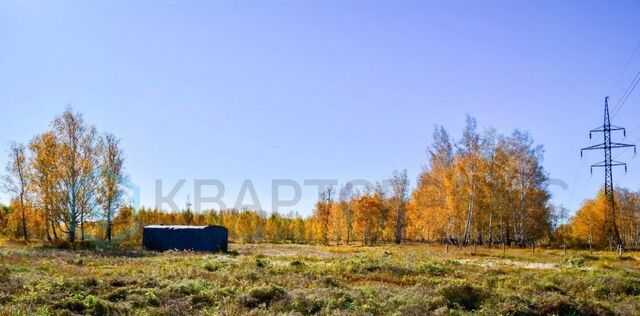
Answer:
[{"xmin": 145, "ymin": 225, "xmax": 209, "ymax": 229}]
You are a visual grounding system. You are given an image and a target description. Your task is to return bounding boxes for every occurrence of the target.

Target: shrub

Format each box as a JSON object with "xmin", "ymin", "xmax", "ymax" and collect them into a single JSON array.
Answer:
[
  {"xmin": 334, "ymin": 292, "xmax": 357, "ymax": 310},
  {"xmin": 623, "ymin": 278, "xmax": 640, "ymax": 296},
  {"xmin": 83, "ymin": 277, "xmax": 99, "ymax": 287},
  {"xmin": 0, "ymin": 265, "xmax": 9, "ymax": 283},
  {"xmin": 596, "ymin": 276, "xmax": 640, "ymax": 296},
  {"xmin": 255, "ymin": 258, "xmax": 267, "ymax": 268},
  {"xmin": 69, "ymin": 258, "xmax": 84, "ymax": 266},
  {"xmin": 583, "ymin": 254, "xmax": 600, "ymax": 261},
  {"xmin": 492, "ymin": 294, "xmax": 534, "ymax": 316},
  {"xmin": 93, "ymin": 299, "xmax": 128, "ymax": 316},
  {"xmin": 617, "ymin": 255, "xmax": 636, "ymax": 262},
  {"xmin": 84, "ymin": 294, "xmax": 98, "ymax": 306},
  {"xmin": 144, "ymin": 291, "xmax": 160, "ymax": 307},
  {"xmin": 172, "ymin": 280, "xmax": 206, "ymax": 296},
  {"xmin": 128, "ymin": 294, "xmax": 151, "ymax": 308},
  {"xmin": 55, "ymin": 296, "xmax": 87, "ymax": 314},
  {"xmin": 190, "ymin": 293, "xmax": 214, "ymax": 308},
  {"xmin": 561, "ymin": 255, "xmax": 586, "ymax": 268},
  {"xmin": 212, "ymin": 286, "xmax": 237, "ymax": 300},
  {"xmin": 347, "ymin": 257, "xmax": 381, "ymax": 273},
  {"xmin": 204, "ymin": 261, "xmax": 223, "ymax": 272},
  {"xmin": 388, "ymin": 264, "xmax": 414, "ymax": 276},
  {"xmin": 589, "ymin": 283, "xmax": 611, "ymax": 298},
  {"xmin": 534, "ymin": 293, "xmax": 574, "ymax": 315},
  {"xmin": 240, "ymin": 284, "xmax": 287, "ymax": 308},
  {"xmin": 322, "ymin": 276, "xmax": 342, "ymax": 288},
  {"xmin": 106, "ymin": 288, "xmax": 128, "ymax": 302},
  {"xmin": 440, "ymin": 283, "xmax": 485, "ymax": 311},
  {"xmin": 534, "ymin": 293, "xmax": 613, "ymax": 316},
  {"xmin": 47, "ymin": 240, "xmax": 98, "ymax": 251},
  {"xmin": 290, "ymin": 295, "xmax": 325, "ymax": 315},
  {"xmin": 109, "ymin": 278, "xmax": 129, "ymax": 287},
  {"xmin": 419, "ymin": 262, "xmax": 447, "ymax": 276},
  {"xmin": 537, "ymin": 281, "xmax": 565, "ymax": 294}
]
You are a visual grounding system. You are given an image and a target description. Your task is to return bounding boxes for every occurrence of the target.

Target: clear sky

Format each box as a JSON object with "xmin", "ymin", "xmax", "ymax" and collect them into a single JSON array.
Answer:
[{"xmin": 1, "ymin": 0, "xmax": 640, "ymax": 216}]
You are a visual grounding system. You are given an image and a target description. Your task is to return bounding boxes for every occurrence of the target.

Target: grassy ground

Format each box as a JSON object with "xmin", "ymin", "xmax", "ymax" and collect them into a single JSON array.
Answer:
[{"xmin": 1, "ymin": 239, "xmax": 639, "ymax": 315}]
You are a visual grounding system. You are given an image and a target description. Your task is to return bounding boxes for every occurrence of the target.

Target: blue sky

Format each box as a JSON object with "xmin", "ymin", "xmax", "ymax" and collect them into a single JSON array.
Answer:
[{"xmin": 1, "ymin": 0, "xmax": 640, "ymax": 216}]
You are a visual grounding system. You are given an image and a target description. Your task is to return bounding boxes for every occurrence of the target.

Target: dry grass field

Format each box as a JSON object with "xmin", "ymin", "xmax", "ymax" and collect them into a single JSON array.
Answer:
[{"xmin": 1, "ymin": 239, "xmax": 640, "ymax": 315}]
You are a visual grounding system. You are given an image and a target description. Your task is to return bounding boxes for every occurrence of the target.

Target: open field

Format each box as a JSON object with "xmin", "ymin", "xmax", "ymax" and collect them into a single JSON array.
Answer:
[{"xmin": 1, "ymin": 240, "xmax": 640, "ymax": 315}]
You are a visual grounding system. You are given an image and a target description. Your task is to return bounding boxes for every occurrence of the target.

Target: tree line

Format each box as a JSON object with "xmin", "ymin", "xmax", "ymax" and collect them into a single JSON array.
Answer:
[{"xmin": 2, "ymin": 110, "xmax": 637, "ymax": 249}]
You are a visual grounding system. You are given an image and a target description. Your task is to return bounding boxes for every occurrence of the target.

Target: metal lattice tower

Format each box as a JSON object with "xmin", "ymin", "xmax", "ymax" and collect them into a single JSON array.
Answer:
[{"xmin": 581, "ymin": 97, "xmax": 636, "ymax": 250}]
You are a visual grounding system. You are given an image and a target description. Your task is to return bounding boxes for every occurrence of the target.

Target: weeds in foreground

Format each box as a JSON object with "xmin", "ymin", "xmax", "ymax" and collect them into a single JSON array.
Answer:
[{"xmin": 0, "ymin": 244, "xmax": 638, "ymax": 315}]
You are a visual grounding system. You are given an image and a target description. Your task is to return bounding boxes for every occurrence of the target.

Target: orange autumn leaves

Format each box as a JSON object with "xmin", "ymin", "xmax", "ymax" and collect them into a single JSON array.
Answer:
[
  {"xmin": 310, "ymin": 117, "xmax": 553, "ymax": 247},
  {"xmin": 2, "ymin": 111, "xmax": 638, "ymax": 249},
  {"xmin": 568, "ymin": 189, "xmax": 640, "ymax": 247}
]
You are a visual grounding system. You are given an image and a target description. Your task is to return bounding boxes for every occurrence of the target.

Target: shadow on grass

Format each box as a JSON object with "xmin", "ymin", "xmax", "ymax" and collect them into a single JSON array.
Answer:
[{"xmin": 33, "ymin": 240, "xmax": 157, "ymax": 258}]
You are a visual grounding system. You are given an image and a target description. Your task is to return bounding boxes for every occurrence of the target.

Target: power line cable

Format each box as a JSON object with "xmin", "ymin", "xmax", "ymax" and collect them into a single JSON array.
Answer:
[
  {"xmin": 613, "ymin": 140, "xmax": 638, "ymax": 190},
  {"xmin": 610, "ymin": 39, "xmax": 640, "ymax": 96},
  {"xmin": 568, "ymin": 138, "xmax": 594, "ymax": 202},
  {"xmin": 610, "ymin": 38, "xmax": 640, "ymax": 119},
  {"xmin": 614, "ymin": 153, "xmax": 638, "ymax": 186},
  {"xmin": 627, "ymin": 162, "xmax": 640, "ymax": 174},
  {"xmin": 615, "ymin": 171, "xmax": 626, "ymax": 183},
  {"xmin": 611, "ymin": 69, "xmax": 640, "ymax": 119},
  {"xmin": 578, "ymin": 173, "xmax": 593, "ymax": 204},
  {"xmin": 616, "ymin": 136, "xmax": 640, "ymax": 156}
]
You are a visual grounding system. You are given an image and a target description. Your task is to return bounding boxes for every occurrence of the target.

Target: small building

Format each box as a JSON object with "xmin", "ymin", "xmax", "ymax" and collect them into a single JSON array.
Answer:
[{"xmin": 143, "ymin": 225, "xmax": 228, "ymax": 252}]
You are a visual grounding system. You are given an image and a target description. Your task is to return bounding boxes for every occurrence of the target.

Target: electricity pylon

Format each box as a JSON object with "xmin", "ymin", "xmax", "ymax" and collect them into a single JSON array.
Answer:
[{"xmin": 581, "ymin": 97, "xmax": 636, "ymax": 251}]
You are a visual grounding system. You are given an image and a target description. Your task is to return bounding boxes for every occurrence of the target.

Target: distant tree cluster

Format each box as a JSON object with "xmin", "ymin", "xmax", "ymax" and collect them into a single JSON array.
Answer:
[
  {"xmin": 564, "ymin": 188, "xmax": 640, "ymax": 249},
  {"xmin": 409, "ymin": 117, "xmax": 552, "ymax": 247},
  {"xmin": 307, "ymin": 116, "xmax": 553, "ymax": 248},
  {"xmin": 1, "ymin": 108, "xmax": 125, "ymax": 242}
]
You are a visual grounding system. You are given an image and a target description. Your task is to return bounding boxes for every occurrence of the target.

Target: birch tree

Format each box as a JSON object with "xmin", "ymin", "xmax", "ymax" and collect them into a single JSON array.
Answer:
[
  {"xmin": 2, "ymin": 143, "xmax": 30, "ymax": 240},
  {"xmin": 98, "ymin": 134, "xmax": 125, "ymax": 242},
  {"xmin": 338, "ymin": 182, "xmax": 355, "ymax": 245},
  {"xmin": 52, "ymin": 109, "xmax": 100, "ymax": 242},
  {"xmin": 29, "ymin": 133, "xmax": 63, "ymax": 241},
  {"xmin": 391, "ymin": 169, "xmax": 409, "ymax": 244}
]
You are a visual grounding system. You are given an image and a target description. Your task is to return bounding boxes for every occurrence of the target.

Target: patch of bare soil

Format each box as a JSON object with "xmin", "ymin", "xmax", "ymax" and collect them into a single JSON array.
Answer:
[{"xmin": 457, "ymin": 258, "xmax": 558, "ymax": 270}]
